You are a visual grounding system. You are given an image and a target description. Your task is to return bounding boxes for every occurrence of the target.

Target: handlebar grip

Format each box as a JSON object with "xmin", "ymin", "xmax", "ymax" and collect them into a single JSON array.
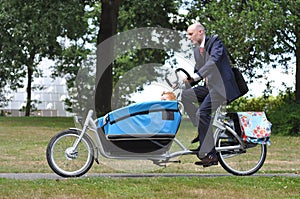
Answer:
[{"xmin": 175, "ymin": 68, "xmax": 192, "ymax": 80}]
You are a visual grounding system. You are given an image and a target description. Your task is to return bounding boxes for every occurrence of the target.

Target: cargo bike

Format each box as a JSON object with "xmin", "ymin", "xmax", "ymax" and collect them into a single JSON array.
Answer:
[{"xmin": 46, "ymin": 68, "xmax": 271, "ymax": 177}]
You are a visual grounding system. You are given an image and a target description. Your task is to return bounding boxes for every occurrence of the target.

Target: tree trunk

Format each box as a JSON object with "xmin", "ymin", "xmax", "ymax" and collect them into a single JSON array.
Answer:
[
  {"xmin": 95, "ymin": 0, "xmax": 122, "ymax": 117},
  {"xmin": 25, "ymin": 49, "xmax": 36, "ymax": 116},
  {"xmin": 25, "ymin": 65, "xmax": 33, "ymax": 116},
  {"xmin": 296, "ymin": 44, "xmax": 300, "ymax": 102},
  {"xmin": 295, "ymin": 20, "xmax": 300, "ymax": 102},
  {"xmin": 295, "ymin": 48, "xmax": 300, "ymax": 102}
]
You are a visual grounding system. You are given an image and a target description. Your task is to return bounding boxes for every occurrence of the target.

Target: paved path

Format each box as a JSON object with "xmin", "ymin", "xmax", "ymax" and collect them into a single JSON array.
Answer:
[{"xmin": 0, "ymin": 173, "xmax": 299, "ymax": 180}]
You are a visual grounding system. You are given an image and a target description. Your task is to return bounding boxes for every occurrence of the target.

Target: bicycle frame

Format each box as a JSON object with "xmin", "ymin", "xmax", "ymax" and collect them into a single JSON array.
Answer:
[
  {"xmin": 47, "ymin": 67, "xmax": 267, "ymax": 177},
  {"xmin": 70, "ymin": 109, "xmax": 192, "ymax": 162},
  {"xmin": 69, "ymin": 105, "xmax": 246, "ymax": 165},
  {"xmin": 213, "ymin": 106, "xmax": 246, "ymax": 153}
]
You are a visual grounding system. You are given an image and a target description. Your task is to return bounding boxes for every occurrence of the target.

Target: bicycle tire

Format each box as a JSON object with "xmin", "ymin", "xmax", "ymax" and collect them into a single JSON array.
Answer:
[
  {"xmin": 46, "ymin": 129, "xmax": 94, "ymax": 177},
  {"xmin": 216, "ymin": 130, "xmax": 267, "ymax": 176}
]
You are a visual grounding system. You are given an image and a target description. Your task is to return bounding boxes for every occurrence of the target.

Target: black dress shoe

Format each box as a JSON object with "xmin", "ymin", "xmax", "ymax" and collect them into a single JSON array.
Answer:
[{"xmin": 195, "ymin": 155, "xmax": 218, "ymax": 167}]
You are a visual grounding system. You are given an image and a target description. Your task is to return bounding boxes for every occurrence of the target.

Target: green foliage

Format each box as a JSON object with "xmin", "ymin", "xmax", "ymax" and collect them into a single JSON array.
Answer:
[
  {"xmin": 186, "ymin": 0, "xmax": 290, "ymax": 74},
  {"xmin": 109, "ymin": 0, "xmax": 187, "ymax": 108},
  {"xmin": 118, "ymin": 0, "xmax": 186, "ymax": 30},
  {"xmin": 186, "ymin": 0, "xmax": 300, "ymax": 101},
  {"xmin": 53, "ymin": 0, "xmax": 188, "ymax": 112},
  {"xmin": 3, "ymin": 0, "xmax": 299, "ymax": 117},
  {"xmin": 0, "ymin": 0, "xmax": 90, "ymax": 115},
  {"xmin": 267, "ymin": 93, "xmax": 300, "ymax": 136},
  {"xmin": 228, "ymin": 97, "xmax": 269, "ymax": 112}
]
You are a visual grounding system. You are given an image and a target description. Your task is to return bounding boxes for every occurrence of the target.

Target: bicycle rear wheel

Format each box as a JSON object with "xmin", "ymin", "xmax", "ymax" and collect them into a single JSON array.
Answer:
[
  {"xmin": 216, "ymin": 130, "xmax": 267, "ymax": 176},
  {"xmin": 46, "ymin": 130, "xmax": 94, "ymax": 177}
]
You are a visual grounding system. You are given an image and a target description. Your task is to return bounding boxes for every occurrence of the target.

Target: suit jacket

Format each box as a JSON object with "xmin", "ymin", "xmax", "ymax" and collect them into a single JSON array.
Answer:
[{"xmin": 193, "ymin": 35, "xmax": 241, "ymax": 103}]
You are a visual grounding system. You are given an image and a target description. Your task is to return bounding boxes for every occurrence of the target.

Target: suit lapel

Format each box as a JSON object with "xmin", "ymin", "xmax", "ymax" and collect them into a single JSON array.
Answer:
[
  {"xmin": 195, "ymin": 36, "xmax": 212, "ymax": 70},
  {"xmin": 204, "ymin": 37, "xmax": 210, "ymax": 50}
]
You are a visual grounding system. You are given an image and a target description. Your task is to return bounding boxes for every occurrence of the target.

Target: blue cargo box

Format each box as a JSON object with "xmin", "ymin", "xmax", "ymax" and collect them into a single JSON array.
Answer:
[{"xmin": 97, "ymin": 101, "xmax": 182, "ymax": 140}]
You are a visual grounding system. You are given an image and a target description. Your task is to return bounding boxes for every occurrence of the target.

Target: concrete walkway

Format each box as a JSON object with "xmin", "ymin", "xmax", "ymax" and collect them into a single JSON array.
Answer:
[{"xmin": 0, "ymin": 173, "xmax": 299, "ymax": 180}]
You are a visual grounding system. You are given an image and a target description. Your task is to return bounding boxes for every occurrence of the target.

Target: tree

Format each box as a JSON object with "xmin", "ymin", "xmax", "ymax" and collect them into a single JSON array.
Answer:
[
  {"xmin": 0, "ymin": 67, "xmax": 9, "ymax": 108},
  {"xmin": 0, "ymin": 0, "xmax": 90, "ymax": 116},
  {"xmin": 186, "ymin": 0, "xmax": 300, "ymax": 100},
  {"xmin": 95, "ymin": 0, "xmax": 123, "ymax": 117},
  {"xmin": 276, "ymin": 1, "xmax": 300, "ymax": 101},
  {"xmin": 113, "ymin": 0, "xmax": 186, "ymax": 108},
  {"xmin": 95, "ymin": 0, "xmax": 186, "ymax": 116}
]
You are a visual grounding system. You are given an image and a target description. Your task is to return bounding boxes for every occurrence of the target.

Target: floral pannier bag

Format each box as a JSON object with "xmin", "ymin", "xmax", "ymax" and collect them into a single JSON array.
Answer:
[{"xmin": 237, "ymin": 112, "xmax": 272, "ymax": 145}]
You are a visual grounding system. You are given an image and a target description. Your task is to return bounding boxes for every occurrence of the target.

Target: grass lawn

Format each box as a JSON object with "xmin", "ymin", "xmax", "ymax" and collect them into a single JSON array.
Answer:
[
  {"xmin": 0, "ymin": 116, "xmax": 299, "ymax": 198},
  {"xmin": 0, "ymin": 117, "xmax": 299, "ymax": 174},
  {"xmin": 1, "ymin": 176, "xmax": 299, "ymax": 199}
]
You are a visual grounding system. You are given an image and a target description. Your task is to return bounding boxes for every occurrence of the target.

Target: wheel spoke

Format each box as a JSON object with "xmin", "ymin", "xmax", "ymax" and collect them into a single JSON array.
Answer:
[
  {"xmin": 216, "ymin": 131, "xmax": 267, "ymax": 175},
  {"xmin": 46, "ymin": 130, "xmax": 94, "ymax": 177}
]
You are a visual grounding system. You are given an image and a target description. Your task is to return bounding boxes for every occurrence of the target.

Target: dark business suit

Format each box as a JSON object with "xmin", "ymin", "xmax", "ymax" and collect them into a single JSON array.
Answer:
[{"xmin": 182, "ymin": 35, "xmax": 241, "ymax": 158}]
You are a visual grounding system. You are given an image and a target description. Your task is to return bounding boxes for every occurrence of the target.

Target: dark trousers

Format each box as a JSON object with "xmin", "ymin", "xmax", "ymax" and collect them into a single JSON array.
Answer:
[{"xmin": 182, "ymin": 85, "xmax": 224, "ymax": 158}]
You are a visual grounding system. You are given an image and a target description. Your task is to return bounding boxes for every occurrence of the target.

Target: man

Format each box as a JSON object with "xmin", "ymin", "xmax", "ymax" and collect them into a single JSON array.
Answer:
[{"xmin": 182, "ymin": 23, "xmax": 241, "ymax": 167}]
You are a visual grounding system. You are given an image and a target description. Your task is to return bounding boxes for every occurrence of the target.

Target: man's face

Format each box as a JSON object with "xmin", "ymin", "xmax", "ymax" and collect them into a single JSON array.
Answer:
[{"xmin": 187, "ymin": 26, "xmax": 204, "ymax": 45}]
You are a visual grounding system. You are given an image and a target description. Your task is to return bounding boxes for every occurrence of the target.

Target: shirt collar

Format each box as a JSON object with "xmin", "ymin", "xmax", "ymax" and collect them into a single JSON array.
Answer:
[{"xmin": 200, "ymin": 35, "xmax": 206, "ymax": 48}]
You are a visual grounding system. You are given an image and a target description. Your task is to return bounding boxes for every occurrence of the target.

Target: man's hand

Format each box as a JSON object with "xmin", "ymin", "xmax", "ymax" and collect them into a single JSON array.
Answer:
[{"xmin": 183, "ymin": 77, "xmax": 194, "ymax": 83}]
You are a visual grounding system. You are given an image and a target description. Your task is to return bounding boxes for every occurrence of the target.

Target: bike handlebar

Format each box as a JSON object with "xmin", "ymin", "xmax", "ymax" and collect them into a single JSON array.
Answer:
[
  {"xmin": 165, "ymin": 68, "xmax": 192, "ymax": 88},
  {"xmin": 175, "ymin": 68, "xmax": 191, "ymax": 80}
]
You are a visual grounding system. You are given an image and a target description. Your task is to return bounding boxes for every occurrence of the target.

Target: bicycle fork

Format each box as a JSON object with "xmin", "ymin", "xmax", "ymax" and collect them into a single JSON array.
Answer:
[{"xmin": 67, "ymin": 110, "xmax": 94, "ymax": 157}]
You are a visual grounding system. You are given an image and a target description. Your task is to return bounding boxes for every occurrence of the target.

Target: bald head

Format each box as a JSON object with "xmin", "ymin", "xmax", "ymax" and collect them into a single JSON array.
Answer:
[
  {"xmin": 187, "ymin": 23, "xmax": 206, "ymax": 45},
  {"xmin": 188, "ymin": 23, "xmax": 205, "ymax": 33}
]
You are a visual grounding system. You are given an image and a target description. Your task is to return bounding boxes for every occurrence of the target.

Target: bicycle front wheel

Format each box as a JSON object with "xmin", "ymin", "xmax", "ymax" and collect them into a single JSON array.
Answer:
[
  {"xmin": 46, "ymin": 130, "xmax": 94, "ymax": 177},
  {"xmin": 216, "ymin": 131, "xmax": 267, "ymax": 176}
]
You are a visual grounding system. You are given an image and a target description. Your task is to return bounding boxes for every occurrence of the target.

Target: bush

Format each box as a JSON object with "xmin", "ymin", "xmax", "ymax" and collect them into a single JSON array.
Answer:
[{"xmin": 267, "ymin": 95, "xmax": 300, "ymax": 136}]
